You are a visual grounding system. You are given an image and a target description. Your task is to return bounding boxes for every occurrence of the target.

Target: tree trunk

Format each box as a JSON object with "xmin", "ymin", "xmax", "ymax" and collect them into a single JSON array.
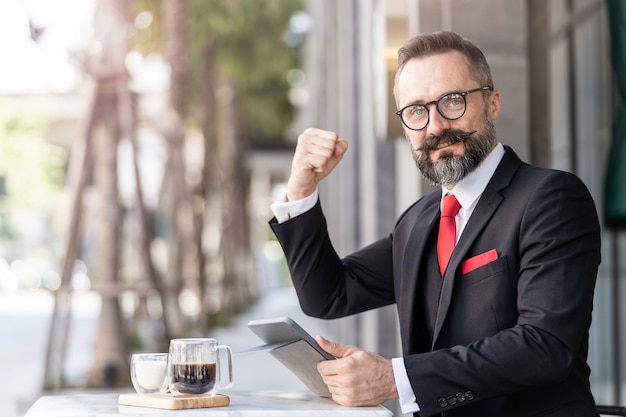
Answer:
[
  {"xmin": 216, "ymin": 73, "xmax": 252, "ymax": 315},
  {"xmin": 196, "ymin": 38, "xmax": 218, "ymax": 334},
  {"xmin": 85, "ymin": 0, "xmax": 131, "ymax": 388},
  {"xmin": 42, "ymin": 81, "xmax": 97, "ymax": 391},
  {"xmin": 159, "ymin": 0, "xmax": 190, "ymax": 337}
]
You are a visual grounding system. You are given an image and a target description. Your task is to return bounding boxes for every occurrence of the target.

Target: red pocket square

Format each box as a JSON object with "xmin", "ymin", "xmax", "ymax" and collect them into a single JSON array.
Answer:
[{"xmin": 462, "ymin": 249, "xmax": 498, "ymax": 274}]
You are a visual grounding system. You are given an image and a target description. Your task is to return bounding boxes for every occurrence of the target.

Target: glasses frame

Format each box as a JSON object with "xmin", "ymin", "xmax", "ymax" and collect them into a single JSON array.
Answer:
[{"xmin": 395, "ymin": 86, "xmax": 493, "ymax": 131}]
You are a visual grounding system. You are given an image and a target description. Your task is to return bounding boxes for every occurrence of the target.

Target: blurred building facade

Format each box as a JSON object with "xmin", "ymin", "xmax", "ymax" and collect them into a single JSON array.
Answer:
[{"xmin": 286, "ymin": 0, "xmax": 622, "ymax": 409}]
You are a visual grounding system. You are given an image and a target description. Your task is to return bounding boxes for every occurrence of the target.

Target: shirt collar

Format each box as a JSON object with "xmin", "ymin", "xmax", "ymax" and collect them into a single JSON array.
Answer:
[{"xmin": 441, "ymin": 142, "xmax": 505, "ymax": 210}]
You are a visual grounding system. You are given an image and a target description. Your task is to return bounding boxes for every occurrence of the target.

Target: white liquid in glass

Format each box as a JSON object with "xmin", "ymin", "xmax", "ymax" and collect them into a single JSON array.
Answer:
[{"xmin": 135, "ymin": 360, "xmax": 167, "ymax": 390}]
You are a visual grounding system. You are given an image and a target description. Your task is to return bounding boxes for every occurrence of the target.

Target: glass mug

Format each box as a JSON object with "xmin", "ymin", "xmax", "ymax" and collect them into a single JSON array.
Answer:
[
  {"xmin": 168, "ymin": 338, "xmax": 233, "ymax": 396},
  {"xmin": 130, "ymin": 353, "xmax": 169, "ymax": 394}
]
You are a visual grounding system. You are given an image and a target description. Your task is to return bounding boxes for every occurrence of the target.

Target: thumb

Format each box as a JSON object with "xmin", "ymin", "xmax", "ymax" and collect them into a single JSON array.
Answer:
[
  {"xmin": 319, "ymin": 139, "xmax": 349, "ymax": 177},
  {"xmin": 334, "ymin": 138, "xmax": 349, "ymax": 159},
  {"xmin": 316, "ymin": 335, "xmax": 357, "ymax": 359}
]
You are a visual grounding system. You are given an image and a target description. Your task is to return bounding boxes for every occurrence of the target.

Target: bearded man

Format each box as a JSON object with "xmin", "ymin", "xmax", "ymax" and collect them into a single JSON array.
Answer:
[{"xmin": 269, "ymin": 31, "xmax": 601, "ymax": 417}]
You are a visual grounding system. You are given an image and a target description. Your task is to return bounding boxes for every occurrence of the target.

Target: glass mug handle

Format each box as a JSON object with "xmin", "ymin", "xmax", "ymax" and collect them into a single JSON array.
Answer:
[{"xmin": 217, "ymin": 345, "xmax": 233, "ymax": 389}]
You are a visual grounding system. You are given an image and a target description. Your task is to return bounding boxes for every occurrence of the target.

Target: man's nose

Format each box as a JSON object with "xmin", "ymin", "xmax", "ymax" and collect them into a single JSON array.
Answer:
[{"xmin": 426, "ymin": 107, "xmax": 451, "ymax": 136}]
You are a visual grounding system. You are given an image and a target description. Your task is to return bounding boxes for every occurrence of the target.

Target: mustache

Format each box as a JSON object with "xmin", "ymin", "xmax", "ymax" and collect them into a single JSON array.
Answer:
[{"xmin": 416, "ymin": 130, "xmax": 476, "ymax": 152}]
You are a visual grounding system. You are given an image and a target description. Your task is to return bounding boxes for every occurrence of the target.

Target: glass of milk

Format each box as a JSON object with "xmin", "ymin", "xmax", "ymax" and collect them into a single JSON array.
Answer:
[{"xmin": 131, "ymin": 353, "xmax": 169, "ymax": 394}]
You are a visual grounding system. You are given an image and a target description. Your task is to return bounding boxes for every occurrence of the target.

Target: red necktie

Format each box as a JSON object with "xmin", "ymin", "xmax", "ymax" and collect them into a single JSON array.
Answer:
[{"xmin": 438, "ymin": 194, "xmax": 461, "ymax": 275}]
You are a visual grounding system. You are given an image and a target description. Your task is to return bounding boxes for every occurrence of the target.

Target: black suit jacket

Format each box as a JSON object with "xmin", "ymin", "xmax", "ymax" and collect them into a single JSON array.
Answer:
[{"xmin": 270, "ymin": 147, "xmax": 601, "ymax": 417}]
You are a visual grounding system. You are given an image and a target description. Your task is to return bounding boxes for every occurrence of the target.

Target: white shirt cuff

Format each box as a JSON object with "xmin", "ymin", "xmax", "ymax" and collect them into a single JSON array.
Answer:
[
  {"xmin": 392, "ymin": 357, "xmax": 420, "ymax": 414},
  {"xmin": 270, "ymin": 189, "xmax": 319, "ymax": 223}
]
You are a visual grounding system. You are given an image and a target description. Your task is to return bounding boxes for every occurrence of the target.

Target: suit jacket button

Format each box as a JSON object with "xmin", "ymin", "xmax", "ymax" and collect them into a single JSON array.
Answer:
[
  {"xmin": 438, "ymin": 398, "xmax": 448, "ymax": 408},
  {"xmin": 455, "ymin": 392, "xmax": 465, "ymax": 403},
  {"xmin": 465, "ymin": 391, "xmax": 475, "ymax": 401},
  {"xmin": 447, "ymin": 395, "xmax": 457, "ymax": 406}
]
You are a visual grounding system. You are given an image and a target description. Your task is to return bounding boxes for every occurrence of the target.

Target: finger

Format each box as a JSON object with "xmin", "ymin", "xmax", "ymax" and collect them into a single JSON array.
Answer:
[
  {"xmin": 316, "ymin": 335, "xmax": 358, "ymax": 359},
  {"xmin": 316, "ymin": 335, "xmax": 339, "ymax": 356},
  {"xmin": 322, "ymin": 375, "xmax": 365, "ymax": 408},
  {"xmin": 299, "ymin": 128, "xmax": 339, "ymax": 152},
  {"xmin": 321, "ymin": 138, "xmax": 349, "ymax": 174},
  {"xmin": 298, "ymin": 130, "xmax": 346, "ymax": 162},
  {"xmin": 286, "ymin": 129, "xmax": 347, "ymax": 201},
  {"xmin": 333, "ymin": 138, "xmax": 349, "ymax": 159},
  {"xmin": 296, "ymin": 132, "xmax": 340, "ymax": 172}
]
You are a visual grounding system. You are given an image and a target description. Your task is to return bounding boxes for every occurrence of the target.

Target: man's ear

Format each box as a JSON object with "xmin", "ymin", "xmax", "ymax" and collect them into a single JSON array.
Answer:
[{"xmin": 489, "ymin": 89, "xmax": 501, "ymax": 121}]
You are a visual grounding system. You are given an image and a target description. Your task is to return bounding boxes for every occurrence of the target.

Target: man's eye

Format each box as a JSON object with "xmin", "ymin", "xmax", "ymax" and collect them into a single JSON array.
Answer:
[
  {"xmin": 444, "ymin": 94, "xmax": 463, "ymax": 107},
  {"xmin": 409, "ymin": 106, "xmax": 426, "ymax": 117}
]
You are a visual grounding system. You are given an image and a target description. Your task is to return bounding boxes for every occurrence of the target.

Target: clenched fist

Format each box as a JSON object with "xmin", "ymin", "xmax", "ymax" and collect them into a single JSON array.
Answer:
[{"xmin": 287, "ymin": 128, "xmax": 349, "ymax": 201}]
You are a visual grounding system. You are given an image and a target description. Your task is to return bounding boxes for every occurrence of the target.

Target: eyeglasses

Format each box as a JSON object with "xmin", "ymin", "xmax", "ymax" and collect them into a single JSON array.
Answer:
[{"xmin": 395, "ymin": 86, "xmax": 493, "ymax": 131}]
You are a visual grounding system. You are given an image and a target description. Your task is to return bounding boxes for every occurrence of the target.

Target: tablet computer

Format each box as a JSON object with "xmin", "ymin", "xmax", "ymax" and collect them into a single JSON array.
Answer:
[{"xmin": 247, "ymin": 316, "xmax": 335, "ymax": 360}]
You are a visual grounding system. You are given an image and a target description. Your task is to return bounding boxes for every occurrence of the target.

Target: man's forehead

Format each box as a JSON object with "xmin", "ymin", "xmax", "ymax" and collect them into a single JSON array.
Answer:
[{"xmin": 397, "ymin": 52, "xmax": 472, "ymax": 100}]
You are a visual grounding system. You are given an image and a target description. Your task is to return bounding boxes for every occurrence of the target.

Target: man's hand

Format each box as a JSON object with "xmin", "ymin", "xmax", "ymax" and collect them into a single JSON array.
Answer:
[
  {"xmin": 316, "ymin": 335, "xmax": 399, "ymax": 407},
  {"xmin": 287, "ymin": 128, "xmax": 349, "ymax": 201}
]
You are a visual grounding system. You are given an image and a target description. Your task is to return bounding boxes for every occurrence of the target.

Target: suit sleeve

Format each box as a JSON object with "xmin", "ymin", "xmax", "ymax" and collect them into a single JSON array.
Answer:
[{"xmin": 269, "ymin": 199, "xmax": 397, "ymax": 319}]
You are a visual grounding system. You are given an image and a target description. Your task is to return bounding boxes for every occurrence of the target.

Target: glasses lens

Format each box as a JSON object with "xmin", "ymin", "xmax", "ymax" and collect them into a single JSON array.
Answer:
[
  {"xmin": 403, "ymin": 105, "xmax": 428, "ymax": 130},
  {"xmin": 438, "ymin": 93, "xmax": 466, "ymax": 120}
]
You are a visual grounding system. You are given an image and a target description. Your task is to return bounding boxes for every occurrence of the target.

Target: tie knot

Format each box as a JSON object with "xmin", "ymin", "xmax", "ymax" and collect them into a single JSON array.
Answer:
[{"xmin": 441, "ymin": 194, "xmax": 461, "ymax": 218}]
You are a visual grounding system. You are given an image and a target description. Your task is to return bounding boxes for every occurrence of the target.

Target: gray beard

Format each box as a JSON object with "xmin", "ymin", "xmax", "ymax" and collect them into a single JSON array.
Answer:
[{"xmin": 412, "ymin": 117, "xmax": 497, "ymax": 187}]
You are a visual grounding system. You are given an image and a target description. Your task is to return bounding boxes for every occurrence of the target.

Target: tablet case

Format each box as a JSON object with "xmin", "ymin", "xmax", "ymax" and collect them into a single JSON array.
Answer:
[
  {"xmin": 247, "ymin": 317, "xmax": 332, "ymax": 397},
  {"xmin": 267, "ymin": 339, "xmax": 332, "ymax": 397}
]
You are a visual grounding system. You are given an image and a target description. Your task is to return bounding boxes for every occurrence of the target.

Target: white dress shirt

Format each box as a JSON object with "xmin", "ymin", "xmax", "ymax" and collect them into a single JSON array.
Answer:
[{"xmin": 271, "ymin": 143, "xmax": 505, "ymax": 414}]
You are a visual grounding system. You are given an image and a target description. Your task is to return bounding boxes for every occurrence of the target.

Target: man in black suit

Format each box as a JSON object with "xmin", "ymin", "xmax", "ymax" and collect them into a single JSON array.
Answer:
[{"xmin": 269, "ymin": 31, "xmax": 601, "ymax": 417}]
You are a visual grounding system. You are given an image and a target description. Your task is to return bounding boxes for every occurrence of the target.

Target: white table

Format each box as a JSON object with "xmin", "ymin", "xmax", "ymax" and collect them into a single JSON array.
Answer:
[{"xmin": 24, "ymin": 391, "xmax": 393, "ymax": 417}]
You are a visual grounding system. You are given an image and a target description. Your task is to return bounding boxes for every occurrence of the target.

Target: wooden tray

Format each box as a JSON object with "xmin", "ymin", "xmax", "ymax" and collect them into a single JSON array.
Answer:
[{"xmin": 118, "ymin": 393, "xmax": 230, "ymax": 410}]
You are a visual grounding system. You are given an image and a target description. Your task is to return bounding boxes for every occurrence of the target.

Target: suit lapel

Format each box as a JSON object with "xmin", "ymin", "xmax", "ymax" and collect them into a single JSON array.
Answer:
[
  {"xmin": 400, "ymin": 197, "xmax": 440, "ymax": 352},
  {"xmin": 431, "ymin": 146, "xmax": 522, "ymax": 347}
]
